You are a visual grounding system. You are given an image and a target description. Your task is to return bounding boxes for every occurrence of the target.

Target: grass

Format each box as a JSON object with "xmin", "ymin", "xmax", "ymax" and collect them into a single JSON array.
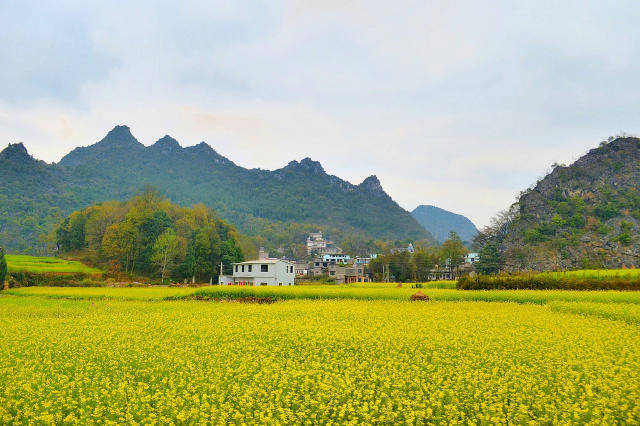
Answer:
[
  {"xmin": 5, "ymin": 255, "xmax": 103, "ymax": 275},
  {"xmin": 0, "ymin": 295, "xmax": 639, "ymax": 423}
]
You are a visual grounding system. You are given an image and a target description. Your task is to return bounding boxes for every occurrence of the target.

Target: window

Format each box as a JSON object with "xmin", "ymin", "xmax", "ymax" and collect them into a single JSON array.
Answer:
[
  {"xmin": 261, "ymin": 264, "xmax": 268, "ymax": 272},
  {"xmin": 241, "ymin": 265, "xmax": 245, "ymax": 272},
  {"xmin": 260, "ymin": 282, "xmax": 268, "ymax": 286},
  {"xmin": 248, "ymin": 265, "xmax": 252, "ymax": 272},
  {"xmin": 330, "ymin": 271, "xmax": 335, "ymax": 276},
  {"xmin": 235, "ymin": 265, "xmax": 238, "ymax": 272}
]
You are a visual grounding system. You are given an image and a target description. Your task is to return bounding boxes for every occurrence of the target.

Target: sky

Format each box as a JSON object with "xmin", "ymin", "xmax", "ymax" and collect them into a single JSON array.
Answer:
[{"xmin": 2, "ymin": 1, "xmax": 640, "ymax": 228}]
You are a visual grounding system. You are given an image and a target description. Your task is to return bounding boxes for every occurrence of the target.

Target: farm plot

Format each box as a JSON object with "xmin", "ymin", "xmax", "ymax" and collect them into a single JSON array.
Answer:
[{"xmin": 0, "ymin": 294, "xmax": 639, "ymax": 423}]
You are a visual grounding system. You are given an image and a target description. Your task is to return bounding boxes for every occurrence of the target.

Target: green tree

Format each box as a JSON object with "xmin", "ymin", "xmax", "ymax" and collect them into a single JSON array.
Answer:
[
  {"xmin": 101, "ymin": 220, "xmax": 138, "ymax": 274},
  {"xmin": 220, "ymin": 239, "xmax": 244, "ymax": 275},
  {"xmin": 0, "ymin": 247, "xmax": 7, "ymax": 289},
  {"xmin": 475, "ymin": 242, "xmax": 503, "ymax": 275},
  {"xmin": 151, "ymin": 228, "xmax": 180, "ymax": 283},
  {"xmin": 412, "ymin": 248, "xmax": 438, "ymax": 282},
  {"xmin": 185, "ymin": 226, "xmax": 222, "ymax": 282},
  {"xmin": 440, "ymin": 231, "xmax": 468, "ymax": 278},
  {"xmin": 55, "ymin": 191, "xmax": 245, "ymax": 281}
]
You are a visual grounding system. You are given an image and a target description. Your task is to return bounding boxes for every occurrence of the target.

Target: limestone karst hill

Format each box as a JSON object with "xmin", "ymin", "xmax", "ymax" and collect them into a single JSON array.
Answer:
[{"xmin": 0, "ymin": 125, "xmax": 433, "ymax": 252}]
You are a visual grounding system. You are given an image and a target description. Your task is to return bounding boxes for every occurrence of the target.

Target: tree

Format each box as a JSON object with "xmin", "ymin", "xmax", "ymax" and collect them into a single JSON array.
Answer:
[
  {"xmin": 101, "ymin": 221, "xmax": 138, "ymax": 274},
  {"xmin": 413, "ymin": 248, "xmax": 438, "ymax": 281},
  {"xmin": 0, "ymin": 247, "xmax": 7, "ymax": 289},
  {"xmin": 475, "ymin": 242, "xmax": 504, "ymax": 275},
  {"xmin": 152, "ymin": 228, "xmax": 180, "ymax": 283},
  {"xmin": 185, "ymin": 226, "xmax": 222, "ymax": 282},
  {"xmin": 55, "ymin": 191, "xmax": 245, "ymax": 281},
  {"xmin": 440, "ymin": 231, "xmax": 468, "ymax": 278}
]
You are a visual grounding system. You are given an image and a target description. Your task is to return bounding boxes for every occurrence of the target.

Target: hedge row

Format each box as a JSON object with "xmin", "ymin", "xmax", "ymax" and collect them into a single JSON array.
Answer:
[
  {"xmin": 457, "ymin": 273, "xmax": 640, "ymax": 291},
  {"xmin": 5, "ymin": 271, "xmax": 105, "ymax": 289}
]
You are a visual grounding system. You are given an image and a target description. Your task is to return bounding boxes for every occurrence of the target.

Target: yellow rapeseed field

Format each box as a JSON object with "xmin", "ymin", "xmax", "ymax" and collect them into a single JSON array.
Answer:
[{"xmin": 1, "ymin": 292, "xmax": 640, "ymax": 423}]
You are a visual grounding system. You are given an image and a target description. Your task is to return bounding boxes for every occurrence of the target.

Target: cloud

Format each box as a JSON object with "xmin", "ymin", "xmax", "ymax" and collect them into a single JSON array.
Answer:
[{"xmin": 1, "ymin": 1, "xmax": 639, "ymax": 227}]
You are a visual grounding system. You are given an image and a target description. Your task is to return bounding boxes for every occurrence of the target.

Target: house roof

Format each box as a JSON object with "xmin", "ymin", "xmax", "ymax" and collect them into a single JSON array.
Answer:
[{"xmin": 233, "ymin": 259, "xmax": 293, "ymax": 265}]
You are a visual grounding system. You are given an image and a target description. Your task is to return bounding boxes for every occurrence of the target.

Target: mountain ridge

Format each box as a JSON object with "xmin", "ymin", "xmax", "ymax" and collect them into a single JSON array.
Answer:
[{"xmin": 0, "ymin": 126, "xmax": 435, "ymax": 253}]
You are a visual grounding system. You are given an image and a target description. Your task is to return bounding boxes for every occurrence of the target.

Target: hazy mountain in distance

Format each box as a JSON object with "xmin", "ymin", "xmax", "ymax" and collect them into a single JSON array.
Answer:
[{"xmin": 411, "ymin": 205, "xmax": 478, "ymax": 243}]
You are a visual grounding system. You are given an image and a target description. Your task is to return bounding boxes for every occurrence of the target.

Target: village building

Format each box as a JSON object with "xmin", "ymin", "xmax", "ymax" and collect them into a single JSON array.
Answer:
[
  {"xmin": 391, "ymin": 243, "xmax": 415, "ymax": 254},
  {"xmin": 322, "ymin": 254, "xmax": 350, "ymax": 264},
  {"xmin": 355, "ymin": 254, "xmax": 377, "ymax": 265},
  {"xmin": 328, "ymin": 264, "xmax": 370, "ymax": 284},
  {"xmin": 465, "ymin": 253, "xmax": 479, "ymax": 264},
  {"xmin": 306, "ymin": 232, "xmax": 327, "ymax": 255},
  {"xmin": 219, "ymin": 259, "xmax": 295, "ymax": 286},
  {"xmin": 294, "ymin": 261, "xmax": 309, "ymax": 277},
  {"xmin": 427, "ymin": 266, "xmax": 454, "ymax": 281},
  {"xmin": 306, "ymin": 231, "xmax": 342, "ymax": 256}
]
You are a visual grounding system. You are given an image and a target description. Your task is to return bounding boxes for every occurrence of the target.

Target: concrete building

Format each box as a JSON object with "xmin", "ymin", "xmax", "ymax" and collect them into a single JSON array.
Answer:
[
  {"xmin": 219, "ymin": 259, "xmax": 295, "ymax": 286},
  {"xmin": 294, "ymin": 261, "xmax": 309, "ymax": 277},
  {"xmin": 427, "ymin": 267, "xmax": 453, "ymax": 281},
  {"xmin": 328, "ymin": 264, "xmax": 369, "ymax": 284},
  {"xmin": 306, "ymin": 232, "xmax": 327, "ymax": 255},
  {"xmin": 322, "ymin": 254, "xmax": 350, "ymax": 264},
  {"xmin": 355, "ymin": 254, "xmax": 377, "ymax": 265},
  {"xmin": 465, "ymin": 253, "xmax": 479, "ymax": 264},
  {"xmin": 391, "ymin": 243, "xmax": 415, "ymax": 254}
]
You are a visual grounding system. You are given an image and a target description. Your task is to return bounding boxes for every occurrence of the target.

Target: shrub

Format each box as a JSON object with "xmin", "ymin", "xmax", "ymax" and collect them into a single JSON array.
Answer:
[{"xmin": 457, "ymin": 273, "xmax": 640, "ymax": 291}]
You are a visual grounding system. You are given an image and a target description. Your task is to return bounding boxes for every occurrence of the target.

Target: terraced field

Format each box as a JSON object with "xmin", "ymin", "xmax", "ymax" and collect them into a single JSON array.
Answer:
[{"xmin": 1, "ymin": 286, "xmax": 639, "ymax": 423}]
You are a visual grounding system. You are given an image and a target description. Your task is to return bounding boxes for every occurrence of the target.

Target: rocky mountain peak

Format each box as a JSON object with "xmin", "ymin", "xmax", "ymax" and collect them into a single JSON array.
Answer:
[
  {"xmin": 284, "ymin": 157, "xmax": 326, "ymax": 175},
  {"xmin": 102, "ymin": 125, "xmax": 139, "ymax": 146},
  {"xmin": 298, "ymin": 157, "xmax": 325, "ymax": 174},
  {"xmin": 0, "ymin": 142, "xmax": 34, "ymax": 163},
  {"xmin": 358, "ymin": 175, "xmax": 385, "ymax": 197},
  {"xmin": 151, "ymin": 135, "xmax": 182, "ymax": 153}
]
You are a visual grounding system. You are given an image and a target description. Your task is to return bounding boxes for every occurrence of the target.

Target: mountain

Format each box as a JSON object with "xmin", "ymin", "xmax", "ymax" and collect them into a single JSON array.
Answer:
[
  {"xmin": 488, "ymin": 136, "xmax": 640, "ymax": 270},
  {"xmin": 0, "ymin": 126, "xmax": 434, "ymax": 253},
  {"xmin": 411, "ymin": 205, "xmax": 478, "ymax": 243}
]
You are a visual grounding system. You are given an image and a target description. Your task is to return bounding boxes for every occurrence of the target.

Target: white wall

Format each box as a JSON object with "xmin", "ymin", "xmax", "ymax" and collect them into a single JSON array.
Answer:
[{"xmin": 230, "ymin": 260, "xmax": 295, "ymax": 286}]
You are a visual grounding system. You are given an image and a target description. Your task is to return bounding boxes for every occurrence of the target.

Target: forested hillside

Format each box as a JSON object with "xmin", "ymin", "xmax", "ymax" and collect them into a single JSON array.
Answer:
[
  {"xmin": 0, "ymin": 126, "xmax": 433, "ymax": 253},
  {"xmin": 55, "ymin": 190, "xmax": 246, "ymax": 282},
  {"xmin": 477, "ymin": 136, "xmax": 640, "ymax": 271}
]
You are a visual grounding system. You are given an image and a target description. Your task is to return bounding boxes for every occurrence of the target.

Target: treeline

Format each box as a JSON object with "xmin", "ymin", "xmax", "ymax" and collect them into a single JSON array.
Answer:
[
  {"xmin": 369, "ymin": 232, "xmax": 467, "ymax": 282},
  {"xmin": 457, "ymin": 273, "xmax": 640, "ymax": 291},
  {"xmin": 55, "ymin": 188, "xmax": 248, "ymax": 282}
]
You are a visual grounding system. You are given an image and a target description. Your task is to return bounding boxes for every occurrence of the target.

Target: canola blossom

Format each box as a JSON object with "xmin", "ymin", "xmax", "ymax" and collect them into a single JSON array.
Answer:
[{"xmin": 1, "ymin": 294, "xmax": 640, "ymax": 423}]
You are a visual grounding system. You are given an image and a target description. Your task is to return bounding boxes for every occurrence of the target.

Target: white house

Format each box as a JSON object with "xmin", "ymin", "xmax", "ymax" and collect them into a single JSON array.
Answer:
[
  {"xmin": 220, "ymin": 259, "xmax": 295, "ymax": 286},
  {"xmin": 465, "ymin": 253, "xmax": 480, "ymax": 264},
  {"xmin": 322, "ymin": 254, "xmax": 351, "ymax": 264}
]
